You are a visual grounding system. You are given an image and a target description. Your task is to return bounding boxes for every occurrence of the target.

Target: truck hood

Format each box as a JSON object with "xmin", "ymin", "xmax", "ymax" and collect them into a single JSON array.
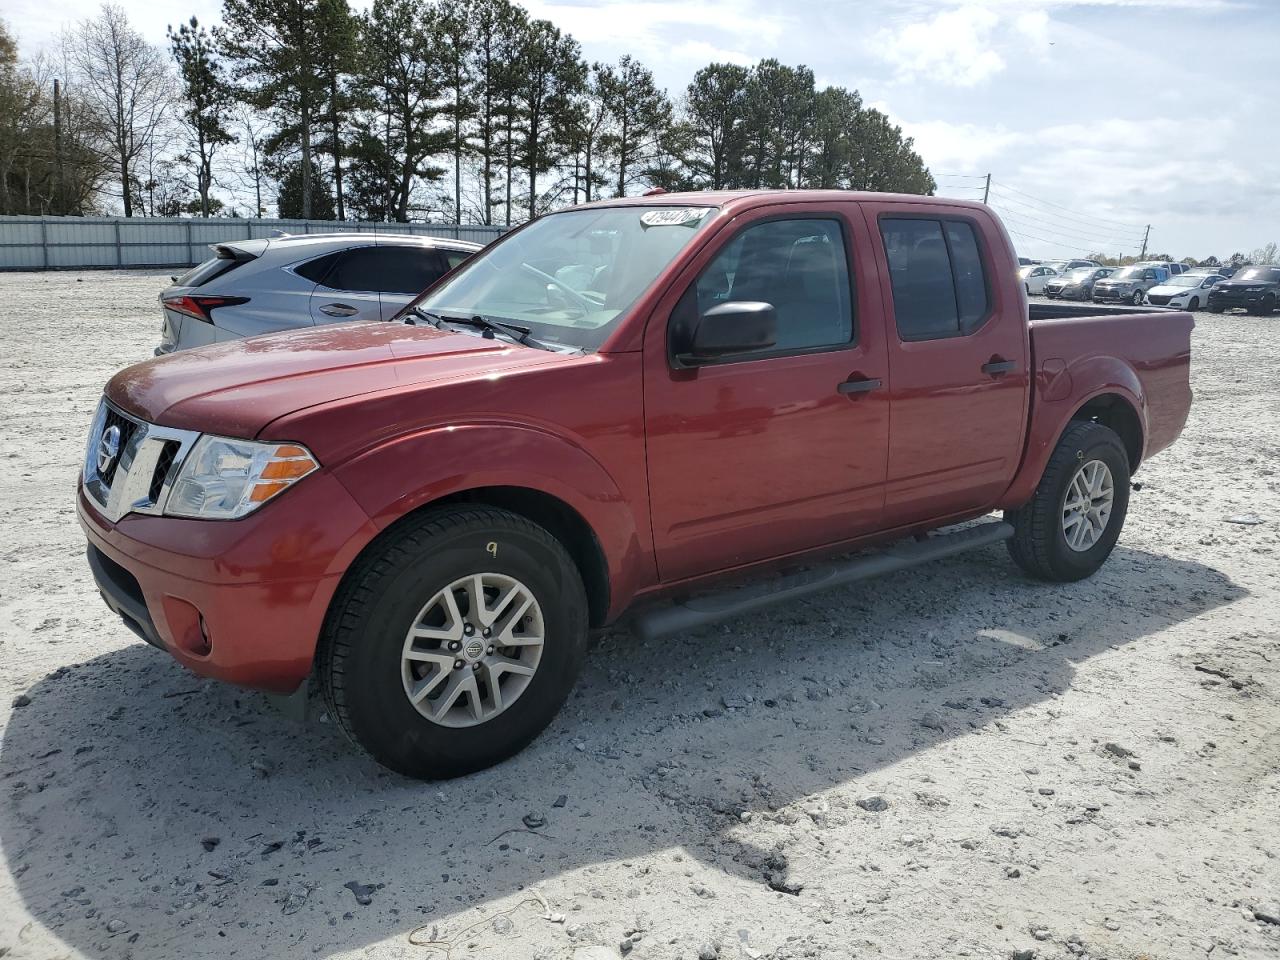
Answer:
[{"xmin": 106, "ymin": 323, "xmax": 566, "ymax": 438}]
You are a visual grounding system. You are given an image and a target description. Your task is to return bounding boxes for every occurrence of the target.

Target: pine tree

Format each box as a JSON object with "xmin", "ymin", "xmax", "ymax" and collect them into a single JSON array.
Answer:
[{"xmin": 167, "ymin": 16, "xmax": 235, "ymax": 217}]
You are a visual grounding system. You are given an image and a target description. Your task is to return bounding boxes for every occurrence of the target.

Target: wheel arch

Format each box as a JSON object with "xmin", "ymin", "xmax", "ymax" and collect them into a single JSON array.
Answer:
[{"xmin": 1068, "ymin": 392, "xmax": 1144, "ymax": 472}]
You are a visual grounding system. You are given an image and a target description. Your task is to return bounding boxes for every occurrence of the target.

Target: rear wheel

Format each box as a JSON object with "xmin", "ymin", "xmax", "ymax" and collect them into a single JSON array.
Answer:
[
  {"xmin": 319, "ymin": 505, "xmax": 589, "ymax": 779},
  {"xmin": 1005, "ymin": 421, "xmax": 1131, "ymax": 582}
]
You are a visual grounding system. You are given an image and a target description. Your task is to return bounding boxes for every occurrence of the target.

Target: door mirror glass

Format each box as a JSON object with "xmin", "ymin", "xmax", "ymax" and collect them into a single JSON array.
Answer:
[{"xmin": 684, "ymin": 301, "xmax": 777, "ymax": 361}]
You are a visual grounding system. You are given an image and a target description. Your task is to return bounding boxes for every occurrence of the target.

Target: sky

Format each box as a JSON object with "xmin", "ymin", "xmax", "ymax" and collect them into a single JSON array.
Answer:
[{"xmin": 8, "ymin": 0, "xmax": 1278, "ymax": 260}]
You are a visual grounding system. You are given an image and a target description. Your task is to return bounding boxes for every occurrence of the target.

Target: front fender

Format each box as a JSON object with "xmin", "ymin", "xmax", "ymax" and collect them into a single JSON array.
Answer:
[
  {"xmin": 330, "ymin": 423, "xmax": 650, "ymax": 619},
  {"xmin": 1001, "ymin": 354, "xmax": 1147, "ymax": 509}
]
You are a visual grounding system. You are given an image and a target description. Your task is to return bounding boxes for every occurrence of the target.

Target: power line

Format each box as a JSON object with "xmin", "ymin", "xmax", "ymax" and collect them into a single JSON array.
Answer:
[
  {"xmin": 988, "ymin": 205, "xmax": 1146, "ymax": 250},
  {"xmin": 986, "ymin": 186, "xmax": 1146, "ymax": 242},
  {"xmin": 993, "ymin": 180, "xmax": 1143, "ymax": 230}
]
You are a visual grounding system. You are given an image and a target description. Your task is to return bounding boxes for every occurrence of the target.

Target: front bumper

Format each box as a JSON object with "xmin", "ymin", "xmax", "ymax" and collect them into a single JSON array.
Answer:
[
  {"xmin": 1209, "ymin": 291, "xmax": 1272, "ymax": 310},
  {"xmin": 78, "ymin": 473, "xmax": 379, "ymax": 693},
  {"xmin": 1092, "ymin": 286, "xmax": 1133, "ymax": 302}
]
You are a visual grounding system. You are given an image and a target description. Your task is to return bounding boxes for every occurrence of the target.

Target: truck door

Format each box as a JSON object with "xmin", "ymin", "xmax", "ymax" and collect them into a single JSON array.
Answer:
[
  {"xmin": 862, "ymin": 202, "xmax": 1030, "ymax": 526},
  {"xmin": 644, "ymin": 205, "xmax": 891, "ymax": 582}
]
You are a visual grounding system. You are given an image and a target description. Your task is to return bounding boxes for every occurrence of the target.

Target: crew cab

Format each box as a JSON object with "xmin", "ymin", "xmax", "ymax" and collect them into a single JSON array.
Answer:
[{"xmin": 78, "ymin": 191, "xmax": 1193, "ymax": 779}]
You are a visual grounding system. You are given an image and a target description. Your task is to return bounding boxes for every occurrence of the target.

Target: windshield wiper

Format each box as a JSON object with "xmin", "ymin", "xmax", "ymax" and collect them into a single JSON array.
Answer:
[{"xmin": 448, "ymin": 313, "xmax": 535, "ymax": 345}]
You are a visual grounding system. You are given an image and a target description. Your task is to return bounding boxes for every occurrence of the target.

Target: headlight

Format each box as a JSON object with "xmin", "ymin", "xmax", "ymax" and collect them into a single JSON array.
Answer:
[{"xmin": 166, "ymin": 436, "xmax": 319, "ymax": 519}]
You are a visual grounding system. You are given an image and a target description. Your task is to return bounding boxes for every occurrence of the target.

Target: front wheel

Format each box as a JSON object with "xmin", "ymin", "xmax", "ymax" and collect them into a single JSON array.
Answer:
[
  {"xmin": 318, "ymin": 505, "xmax": 589, "ymax": 779},
  {"xmin": 1209, "ymin": 304, "xmax": 1225, "ymax": 313},
  {"xmin": 1005, "ymin": 421, "xmax": 1131, "ymax": 582},
  {"xmin": 1130, "ymin": 289, "xmax": 1144, "ymax": 305},
  {"xmin": 1189, "ymin": 297, "xmax": 1201, "ymax": 310}
]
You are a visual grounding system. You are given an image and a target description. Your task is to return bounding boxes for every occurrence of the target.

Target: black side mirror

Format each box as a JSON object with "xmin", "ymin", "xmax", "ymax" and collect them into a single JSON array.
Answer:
[{"xmin": 679, "ymin": 301, "xmax": 777, "ymax": 363}]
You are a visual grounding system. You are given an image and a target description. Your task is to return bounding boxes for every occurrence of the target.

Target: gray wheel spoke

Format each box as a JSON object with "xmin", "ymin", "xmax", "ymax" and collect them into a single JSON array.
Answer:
[
  {"xmin": 1061, "ymin": 458, "xmax": 1116, "ymax": 552},
  {"xmin": 401, "ymin": 571, "xmax": 546, "ymax": 729}
]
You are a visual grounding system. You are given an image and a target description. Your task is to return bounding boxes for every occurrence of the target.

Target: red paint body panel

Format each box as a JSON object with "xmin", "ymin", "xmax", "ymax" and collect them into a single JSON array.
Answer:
[{"xmin": 82, "ymin": 190, "xmax": 1193, "ymax": 694}]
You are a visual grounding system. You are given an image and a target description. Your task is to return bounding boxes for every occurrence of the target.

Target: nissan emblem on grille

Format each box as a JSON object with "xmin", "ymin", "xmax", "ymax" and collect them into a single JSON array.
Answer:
[{"xmin": 97, "ymin": 424, "xmax": 121, "ymax": 475}]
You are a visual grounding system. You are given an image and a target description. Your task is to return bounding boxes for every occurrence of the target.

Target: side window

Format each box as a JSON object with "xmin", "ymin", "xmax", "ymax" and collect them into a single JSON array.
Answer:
[
  {"xmin": 442, "ymin": 250, "xmax": 472, "ymax": 270},
  {"xmin": 322, "ymin": 247, "xmax": 383, "ymax": 292},
  {"xmin": 294, "ymin": 251, "xmax": 342, "ymax": 284},
  {"xmin": 945, "ymin": 221, "xmax": 989, "ymax": 329},
  {"xmin": 376, "ymin": 247, "xmax": 448, "ymax": 294},
  {"xmin": 683, "ymin": 218, "xmax": 853, "ymax": 354},
  {"xmin": 880, "ymin": 217, "xmax": 990, "ymax": 341}
]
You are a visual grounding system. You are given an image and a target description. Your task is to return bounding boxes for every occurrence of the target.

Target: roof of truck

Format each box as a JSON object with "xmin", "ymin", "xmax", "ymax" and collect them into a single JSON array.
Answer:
[{"xmin": 571, "ymin": 189, "xmax": 989, "ymax": 213}]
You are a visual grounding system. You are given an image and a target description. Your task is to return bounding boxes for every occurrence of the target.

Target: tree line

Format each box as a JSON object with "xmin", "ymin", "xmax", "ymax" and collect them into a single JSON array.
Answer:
[{"xmin": 0, "ymin": 0, "xmax": 936, "ymax": 224}]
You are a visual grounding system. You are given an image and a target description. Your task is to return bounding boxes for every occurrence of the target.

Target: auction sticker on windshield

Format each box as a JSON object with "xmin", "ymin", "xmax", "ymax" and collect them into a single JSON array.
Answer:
[{"xmin": 640, "ymin": 208, "xmax": 709, "ymax": 227}]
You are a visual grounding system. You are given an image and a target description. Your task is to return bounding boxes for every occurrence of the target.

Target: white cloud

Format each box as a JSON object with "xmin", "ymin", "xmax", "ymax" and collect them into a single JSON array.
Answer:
[{"xmin": 873, "ymin": 5, "xmax": 1007, "ymax": 86}]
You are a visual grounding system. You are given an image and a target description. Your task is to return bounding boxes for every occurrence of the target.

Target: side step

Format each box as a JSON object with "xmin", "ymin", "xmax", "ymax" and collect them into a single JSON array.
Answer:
[{"xmin": 632, "ymin": 520, "xmax": 1014, "ymax": 642}]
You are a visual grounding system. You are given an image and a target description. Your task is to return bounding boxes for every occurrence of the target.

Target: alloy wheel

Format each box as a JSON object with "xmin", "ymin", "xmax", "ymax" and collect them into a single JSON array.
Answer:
[
  {"xmin": 1061, "ymin": 459, "xmax": 1115, "ymax": 552},
  {"xmin": 400, "ymin": 572, "xmax": 545, "ymax": 728}
]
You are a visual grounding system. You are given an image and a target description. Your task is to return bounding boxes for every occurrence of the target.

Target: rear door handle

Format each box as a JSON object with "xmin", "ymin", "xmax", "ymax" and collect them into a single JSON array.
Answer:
[
  {"xmin": 319, "ymin": 302, "xmax": 359, "ymax": 318},
  {"xmin": 982, "ymin": 359, "xmax": 1017, "ymax": 376},
  {"xmin": 837, "ymin": 377, "xmax": 882, "ymax": 395}
]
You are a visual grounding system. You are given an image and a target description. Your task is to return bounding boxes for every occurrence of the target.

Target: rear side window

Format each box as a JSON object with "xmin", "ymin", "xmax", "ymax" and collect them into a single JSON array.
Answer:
[
  {"xmin": 880, "ymin": 217, "xmax": 991, "ymax": 341},
  {"xmin": 295, "ymin": 251, "xmax": 343, "ymax": 284},
  {"xmin": 442, "ymin": 249, "xmax": 473, "ymax": 270}
]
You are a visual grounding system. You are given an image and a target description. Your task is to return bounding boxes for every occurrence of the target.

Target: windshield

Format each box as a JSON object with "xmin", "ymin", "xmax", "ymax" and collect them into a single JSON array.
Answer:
[
  {"xmin": 1236, "ymin": 266, "xmax": 1280, "ymax": 281},
  {"xmin": 1110, "ymin": 266, "xmax": 1142, "ymax": 280},
  {"xmin": 1166, "ymin": 275, "xmax": 1199, "ymax": 287},
  {"xmin": 417, "ymin": 205, "xmax": 715, "ymax": 350},
  {"xmin": 1065, "ymin": 268, "xmax": 1096, "ymax": 280}
]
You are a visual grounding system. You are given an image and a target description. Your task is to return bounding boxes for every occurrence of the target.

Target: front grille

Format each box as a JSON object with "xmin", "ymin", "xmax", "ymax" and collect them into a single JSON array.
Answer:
[
  {"xmin": 1147, "ymin": 295, "xmax": 1171, "ymax": 306},
  {"xmin": 100, "ymin": 406, "xmax": 139, "ymax": 486},
  {"xmin": 82, "ymin": 399, "xmax": 199, "ymax": 522},
  {"xmin": 149, "ymin": 440, "xmax": 181, "ymax": 501}
]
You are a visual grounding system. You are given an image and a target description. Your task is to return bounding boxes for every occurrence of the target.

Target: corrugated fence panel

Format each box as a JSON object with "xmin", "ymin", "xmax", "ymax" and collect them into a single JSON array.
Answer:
[{"xmin": 0, "ymin": 215, "xmax": 508, "ymax": 271}]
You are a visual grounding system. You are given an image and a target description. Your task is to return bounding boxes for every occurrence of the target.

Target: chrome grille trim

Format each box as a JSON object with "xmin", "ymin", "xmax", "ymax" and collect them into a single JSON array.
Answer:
[{"xmin": 82, "ymin": 398, "xmax": 201, "ymax": 522}]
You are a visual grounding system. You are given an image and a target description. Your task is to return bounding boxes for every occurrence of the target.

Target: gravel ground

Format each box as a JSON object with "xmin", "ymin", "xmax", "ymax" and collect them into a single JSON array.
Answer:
[{"xmin": 1, "ymin": 269, "xmax": 1277, "ymax": 960}]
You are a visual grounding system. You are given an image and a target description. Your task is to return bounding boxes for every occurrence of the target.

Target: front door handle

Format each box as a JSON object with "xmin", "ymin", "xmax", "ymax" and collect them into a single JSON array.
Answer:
[
  {"xmin": 319, "ymin": 302, "xmax": 359, "ymax": 318},
  {"xmin": 982, "ymin": 359, "xmax": 1017, "ymax": 376},
  {"xmin": 837, "ymin": 377, "xmax": 882, "ymax": 395}
]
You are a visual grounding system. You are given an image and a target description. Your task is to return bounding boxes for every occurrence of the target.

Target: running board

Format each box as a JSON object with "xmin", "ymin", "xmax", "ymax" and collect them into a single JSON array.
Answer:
[{"xmin": 632, "ymin": 520, "xmax": 1014, "ymax": 642}]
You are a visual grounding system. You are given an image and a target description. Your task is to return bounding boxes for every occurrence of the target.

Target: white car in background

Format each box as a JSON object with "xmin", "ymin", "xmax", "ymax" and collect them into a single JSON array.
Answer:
[
  {"xmin": 1144, "ymin": 272, "xmax": 1225, "ymax": 311},
  {"xmin": 156, "ymin": 233, "xmax": 481, "ymax": 353},
  {"xmin": 1019, "ymin": 263, "xmax": 1059, "ymax": 295}
]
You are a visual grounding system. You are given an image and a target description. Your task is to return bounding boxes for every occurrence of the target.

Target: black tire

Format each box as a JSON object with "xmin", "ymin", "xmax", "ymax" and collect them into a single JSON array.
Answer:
[
  {"xmin": 1004, "ymin": 421, "xmax": 1131, "ymax": 582},
  {"xmin": 318, "ymin": 505, "xmax": 589, "ymax": 779},
  {"xmin": 1130, "ymin": 289, "xmax": 1143, "ymax": 305},
  {"xmin": 1209, "ymin": 304, "xmax": 1225, "ymax": 313},
  {"xmin": 1189, "ymin": 297, "xmax": 1200, "ymax": 310}
]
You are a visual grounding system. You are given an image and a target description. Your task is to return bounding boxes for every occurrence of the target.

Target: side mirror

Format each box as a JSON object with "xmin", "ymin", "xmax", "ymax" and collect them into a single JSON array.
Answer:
[{"xmin": 681, "ymin": 301, "xmax": 777, "ymax": 362}]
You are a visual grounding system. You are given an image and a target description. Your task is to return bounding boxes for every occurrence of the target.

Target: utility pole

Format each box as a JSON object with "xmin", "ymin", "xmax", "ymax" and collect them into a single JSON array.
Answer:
[
  {"xmin": 1139, "ymin": 224, "xmax": 1151, "ymax": 260},
  {"xmin": 982, "ymin": 172, "xmax": 991, "ymax": 204}
]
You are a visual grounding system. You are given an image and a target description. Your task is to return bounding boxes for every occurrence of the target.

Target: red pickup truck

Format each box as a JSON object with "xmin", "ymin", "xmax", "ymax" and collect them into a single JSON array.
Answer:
[{"xmin": 79, "ymin": 191, "xmax": 1192, "ymax": 779}]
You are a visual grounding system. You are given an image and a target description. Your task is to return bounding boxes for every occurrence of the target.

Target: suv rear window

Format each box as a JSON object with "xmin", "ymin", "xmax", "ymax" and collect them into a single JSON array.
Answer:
[
  {"xmin": 880, "ymin": 218, "xmax": 991, "ymax": 341},
  {"xmin": 175, "ymin": 252, "xmax": 243, "ymax": 287}
]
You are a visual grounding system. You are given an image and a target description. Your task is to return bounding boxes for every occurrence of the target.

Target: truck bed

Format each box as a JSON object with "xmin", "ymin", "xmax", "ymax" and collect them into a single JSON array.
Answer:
[{"xmin": 1026, "ymin": 302, "xmax": 1193, "ymax": 467}]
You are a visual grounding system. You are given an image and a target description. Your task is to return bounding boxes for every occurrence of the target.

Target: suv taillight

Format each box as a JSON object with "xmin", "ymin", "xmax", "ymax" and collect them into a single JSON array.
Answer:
[{"xmin": 163, "ymin": 295, "xmax": 249, "ymax": 323}]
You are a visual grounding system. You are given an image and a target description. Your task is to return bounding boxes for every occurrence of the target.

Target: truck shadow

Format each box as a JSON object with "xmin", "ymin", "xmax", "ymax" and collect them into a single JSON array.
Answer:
[{"xmin": 1, "ymin": 544, "xmax": 1244, "ymax": 959}]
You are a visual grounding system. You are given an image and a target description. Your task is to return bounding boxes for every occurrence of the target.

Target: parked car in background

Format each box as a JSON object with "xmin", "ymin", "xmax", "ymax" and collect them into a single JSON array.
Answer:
[
  {"xmin": 1206, "ymin": 264, "xmax": 1280, "ymax": 314},
  {"xmin": 156, "ymin": 233, "xmax": 481, "ymax": 354},
  {"xmin": 80, "ymin": 190, "xmax": 1194, "ymax": 778},
  {"xmin": 1092, "ymin": 264, "xmax": 1169, "ymax": 304},
  {"xmin": 1136, "ymin": 260, "xmax": 1187, "ymax": 276},
  {"xmin": 1044, "ymin": 266, "xmax": 1113, "ymax": 300},
  {"xmin": 1019, "ymin": 263, "xmax": 1058, "ymax": 295},
  {"xmin": 1145, "ymin": 273, "xmax": 1224, "ymax": 310},
  {"xmin": 1044, "ymin": 258, "xmax": 1100, "ymax": 275}
]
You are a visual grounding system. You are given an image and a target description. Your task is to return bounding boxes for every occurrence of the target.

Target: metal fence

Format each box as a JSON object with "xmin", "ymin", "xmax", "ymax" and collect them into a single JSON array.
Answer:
[{"xmin": 0, "ymin": 215, "xmax": 508, "ymax": 271}]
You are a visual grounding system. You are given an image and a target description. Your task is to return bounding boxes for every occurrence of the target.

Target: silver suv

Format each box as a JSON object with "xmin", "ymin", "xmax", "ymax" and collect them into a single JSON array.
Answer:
[
  {"xmin": 1091, "ymin": 264, "xmax": 1169, "ymax": 305},
  {"xmin": 156, "ymin": 233, "xmax": 481, "ymax": 353}
]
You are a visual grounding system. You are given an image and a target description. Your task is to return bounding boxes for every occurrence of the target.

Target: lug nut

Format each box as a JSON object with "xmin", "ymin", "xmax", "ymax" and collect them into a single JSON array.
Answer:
[
  {"xmin": 482, "ymin": 628, "xmax": 491, "ymax": 638},
  {"xmin": 454, "ymin": 659, "xmax": 464, "ymax": 670},
  {"xmin": 448, "ymin": 640, "xmax": 461, "ymax": 652},
  {"xmin": 464, "ymin": 623, "xmax": 475, "ymax": 635},
  {"xmin": 486, "ymin": 645, "xmax": 495, "ymax": 655},
  {"xmin": 472, "ymin": 662, "xmax": 481, "ymax": 672}
]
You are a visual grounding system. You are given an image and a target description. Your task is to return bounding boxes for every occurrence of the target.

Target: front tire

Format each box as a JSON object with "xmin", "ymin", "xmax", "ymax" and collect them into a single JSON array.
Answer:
[
  {"xmin": 1189, "ymin": 297, "xmax": 1201, "ymax": 310},
  {"xmin": 1004, "ymin": 421, "xmax": 1131, "ymax": 582},
  {"xmin": 1130, "ymin": 289, "xmax": 1144, "ymax": 305},
  {"xmin": 319, "ymin": 505, "xmax": 589, "ymax": 779}
]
